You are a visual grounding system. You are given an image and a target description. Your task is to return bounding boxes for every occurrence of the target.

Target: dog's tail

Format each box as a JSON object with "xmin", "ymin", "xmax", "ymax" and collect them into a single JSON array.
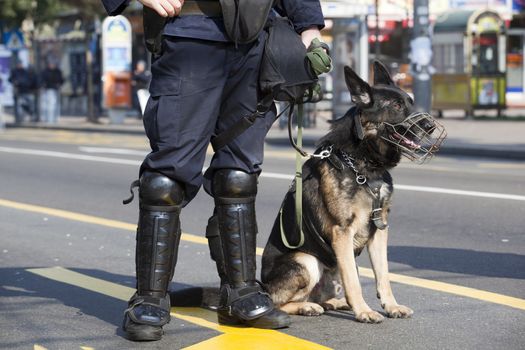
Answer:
[{"xmin": 169, "ymin": 287, "xmax": 220, "ymax": 310}]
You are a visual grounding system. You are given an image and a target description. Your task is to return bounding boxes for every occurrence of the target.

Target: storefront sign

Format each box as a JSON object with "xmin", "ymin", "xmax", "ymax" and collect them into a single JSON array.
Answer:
[
  {"xmin": 101, "ymin": 16, "xmax": 132, "ymax": 111},
  {"xmin": 102, "ymin": 16, "xmax": 132, "ymax": 74}
]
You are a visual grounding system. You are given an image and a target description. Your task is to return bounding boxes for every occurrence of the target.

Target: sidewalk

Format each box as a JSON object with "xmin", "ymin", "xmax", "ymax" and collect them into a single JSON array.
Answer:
[
  {"xmin": 2, "ymin": 112, "xmax": 525, "ymax": 160},
  {"xmin": 266, "ymin": 113, "xmax": 525, "ymax": 160}
]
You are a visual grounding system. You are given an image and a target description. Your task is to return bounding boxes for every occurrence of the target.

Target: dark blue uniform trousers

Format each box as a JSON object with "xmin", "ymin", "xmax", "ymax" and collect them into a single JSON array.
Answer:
[{"xmin": 141, "ymin": 34, "xmax": 275, "ymax": 206}]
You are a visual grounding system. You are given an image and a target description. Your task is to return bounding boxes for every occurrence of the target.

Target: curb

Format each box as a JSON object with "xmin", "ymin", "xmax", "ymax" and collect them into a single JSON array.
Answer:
[
  {"xmin": 4, "ymin": 123, "xmax": 145, "ymax": 136},
  {"xmin": 5, "ymin": 123, "xmax": 525, "ymax": 161},
  {"xmin": 264, "ymin": 136, "xmax": 525, "ymax": 161}
]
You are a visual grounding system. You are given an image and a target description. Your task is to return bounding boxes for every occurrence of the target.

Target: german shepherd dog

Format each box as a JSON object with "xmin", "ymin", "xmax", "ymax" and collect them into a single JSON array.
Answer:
[{"xmin": 261, "ymin": 61, "xmax": 446, "ymax": 323}]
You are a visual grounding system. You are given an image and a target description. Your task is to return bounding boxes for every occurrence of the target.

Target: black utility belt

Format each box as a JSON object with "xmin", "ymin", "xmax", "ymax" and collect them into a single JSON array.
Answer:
[{"xmin": 180, "ymin": 1, "xmax": 222, "ymax": 17}]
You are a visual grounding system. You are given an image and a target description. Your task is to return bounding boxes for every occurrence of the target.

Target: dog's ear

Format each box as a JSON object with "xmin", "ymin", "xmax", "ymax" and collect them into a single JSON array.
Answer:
[
  {"xmin": 373, "ymin": 60, "xmax": 395, "ymax": 86},
  {"xmin": 344, "ymin": 66, "xmax": 373, "ymax": 108}
]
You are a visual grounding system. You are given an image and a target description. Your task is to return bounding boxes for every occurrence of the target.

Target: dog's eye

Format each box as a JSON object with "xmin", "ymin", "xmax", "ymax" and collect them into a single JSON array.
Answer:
[{"xmin": 392, "ymin": 102, "xmax": 403, "ymax": 110}]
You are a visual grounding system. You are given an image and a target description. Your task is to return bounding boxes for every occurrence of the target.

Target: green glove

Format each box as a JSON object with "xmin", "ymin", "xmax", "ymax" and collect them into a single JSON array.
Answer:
[{"xmin": 306, "ymin": 38, "xmax": 332, "ymax": 76}]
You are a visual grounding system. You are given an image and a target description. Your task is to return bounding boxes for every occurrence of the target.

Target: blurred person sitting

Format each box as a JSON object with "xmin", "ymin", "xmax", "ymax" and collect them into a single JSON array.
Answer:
[
  {"xmin": 40, "ymin": 60, "xmax": 64, "ymax": 124},
  {"xmin": 9, "ymin": 62, "xmax": 38, "ymax": 124},
  {"xmin": 131, "ymin": 60, "xmax": 151, "ymax": 117}
]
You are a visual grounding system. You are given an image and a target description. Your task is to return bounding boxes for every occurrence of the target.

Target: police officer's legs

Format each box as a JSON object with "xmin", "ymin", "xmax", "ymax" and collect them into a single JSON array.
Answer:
[
  {"xmin": 204, "ymin": 33, "xmax": 289, "ymax": 328},
  {"xmin": 122, "ymin": 171, "xmax": 184, "ymax": 341},
  {"xmin": 123, "ymin": 36, "xmax": 228, "ymax": 341}
]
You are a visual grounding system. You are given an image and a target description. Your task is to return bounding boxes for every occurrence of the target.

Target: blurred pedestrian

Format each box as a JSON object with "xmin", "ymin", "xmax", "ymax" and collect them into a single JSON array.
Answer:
[
  {"xmin": 40, "ymin": 61, "xmax": 64, "ymax": 124},
  {"xmin": 131, "ymin": 60, "xmax": 151, "ymax": 117},
  {"xmin": 9, "ymin": 62, "xmax": 38, "ymax": 124}
]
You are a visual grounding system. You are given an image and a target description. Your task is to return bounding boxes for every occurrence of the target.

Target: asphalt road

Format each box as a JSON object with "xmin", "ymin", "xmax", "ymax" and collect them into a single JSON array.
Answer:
[{"xmin": 0, "ymin": 129, "xmax": 524, "ymax": 350}]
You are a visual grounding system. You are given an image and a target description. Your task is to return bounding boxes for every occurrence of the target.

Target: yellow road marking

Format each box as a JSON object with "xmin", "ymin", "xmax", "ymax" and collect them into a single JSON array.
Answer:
[
  {"xmin": 27, "ymin": 267, "xmax": 329, "ymax": 350},
  {"xmin": 358, "ymin": 269, "xmax": 525, "ymax": 311},
  {"xmin": 2, "ymin": 198, "xmax": 524, "ymax": 311},
  {"xmin": 34, "ymin": 346, "xmax": 48, "ymax": 350},
  {"xmin": 479, "ymin": 162, "xmax": 525, "ymax": 170}
]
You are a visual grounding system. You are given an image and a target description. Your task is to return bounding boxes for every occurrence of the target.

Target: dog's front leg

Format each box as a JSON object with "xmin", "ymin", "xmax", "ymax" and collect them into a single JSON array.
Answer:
[
  {"xmin": 332, "ymin": 225, "xmax": 384, "ymax": 323},
  {"xmin": 367, "ymin": 228, "xmax": 413, "ymax": 318}
]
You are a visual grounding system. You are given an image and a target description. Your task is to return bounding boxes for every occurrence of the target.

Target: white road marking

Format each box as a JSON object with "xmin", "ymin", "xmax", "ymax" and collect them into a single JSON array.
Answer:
[
  {"xmin": 78, "ymin": 146, "xmax": 148, "ymax": 156},
  {"xmin": 0, "ymin": 146, "xmax": 141, "ymax": 166},
  {"xmin": 393, "ymin": 184, "xmax": 525, "ymax": 201},
  {"xmin": 1, "ymin": 146, "xmax": 524, "ymax": 202}
]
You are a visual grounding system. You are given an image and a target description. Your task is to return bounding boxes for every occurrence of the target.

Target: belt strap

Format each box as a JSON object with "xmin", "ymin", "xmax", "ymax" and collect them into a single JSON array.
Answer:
[{"xmin": 180, "ymin": 0, "xmax": 222, "ymax": 17}]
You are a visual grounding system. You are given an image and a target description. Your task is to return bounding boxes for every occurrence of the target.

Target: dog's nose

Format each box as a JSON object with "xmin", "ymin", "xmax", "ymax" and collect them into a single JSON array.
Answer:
[{"xmin": 420, "ymin": 118, "xmax": 436, "ymax": 133}]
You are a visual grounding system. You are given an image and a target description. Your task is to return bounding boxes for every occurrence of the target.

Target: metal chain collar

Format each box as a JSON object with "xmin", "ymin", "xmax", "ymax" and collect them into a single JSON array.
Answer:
[{"xmin": 338, "ymin": 150, "xmax": 367, "ymax": 185}]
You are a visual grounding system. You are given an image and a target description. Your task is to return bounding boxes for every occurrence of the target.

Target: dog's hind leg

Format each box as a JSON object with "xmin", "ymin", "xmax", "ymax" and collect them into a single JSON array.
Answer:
[
  {"xmin": 367, "ymin": 228, "xmax": 413, "ymax": 319},
  {"xmin": 332, "ymin": 225, "xmax": 384, "ymax": 323},
  {"xmin": 314, "ymin": 269, "xmax": 351, "ymax": 311},
  {"xmin": 266, "ymin": 252, "xmax": 325, "ymax": 316}
]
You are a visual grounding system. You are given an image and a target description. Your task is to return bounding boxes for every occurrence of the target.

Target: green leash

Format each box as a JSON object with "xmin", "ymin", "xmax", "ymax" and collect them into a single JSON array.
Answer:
[
  {"xmin": 280, "ymin": 104, "xmax": 305, "ymax": 249},
  {"xmin": 279, "ymin": 38, "xmax": 332, "ymax": 249}
]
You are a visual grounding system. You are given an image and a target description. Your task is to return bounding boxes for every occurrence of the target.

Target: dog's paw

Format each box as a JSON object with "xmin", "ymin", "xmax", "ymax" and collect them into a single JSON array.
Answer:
[
  {"xmin": 298, "ymin": 302, "xmax": 325, "ymax": 316},
  {"xmin": 355, "ymin": 310, "xmax": 384, "ymax": 323},
  {"xmin": 384, "ymin": 304, "xmax": 413, "ymax": 319},
  {"xmin": 321, "ymin": 298, "xmax": 351, "ymax": 311}
]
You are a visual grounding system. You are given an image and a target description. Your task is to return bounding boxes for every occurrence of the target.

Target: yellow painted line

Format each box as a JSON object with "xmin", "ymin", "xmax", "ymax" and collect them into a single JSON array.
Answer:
[
  {"xmin": 2, "ymin": 198, "xmax": 525, "ymax": 311},
  {"xmin": 80, "ymin": 347, "xmax": 95, "ymax": 350},
  {"xmin": 27, "ymin": 267, "xmax": 330, "ymax": 350},
  {"xmin": 34, "ymin": 346, "xmax": 48, "ymax": 350},
  {"xmin": 478, "ymin": 162, "xmax": 525, "ymax": 170},
  {"xmin": 0, "ymin": 198, "xmax": 207, "ymax": 246},
  {"xmin": 357, "ymin": 269, "xmax": 525, "ymax": 311},
  {"xmin": 0, "ymin": 198, "xmax": 260, "ymax": 255}
]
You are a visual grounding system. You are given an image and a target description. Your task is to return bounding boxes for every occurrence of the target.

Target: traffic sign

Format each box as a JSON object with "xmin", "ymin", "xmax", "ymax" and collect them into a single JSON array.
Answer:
[{"xmin": 3, "ymin": 30, "xmax": 25, "ymax": 51}]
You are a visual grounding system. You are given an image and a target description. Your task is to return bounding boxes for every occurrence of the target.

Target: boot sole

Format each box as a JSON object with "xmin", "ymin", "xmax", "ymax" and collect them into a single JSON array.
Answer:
[
  {"xmin": 125, "ymin": 327, "xmax": 163, "ymax": 342},
  {"xmin": 218, "ymin": 313, "xmax": 290, "ymax": 329}
]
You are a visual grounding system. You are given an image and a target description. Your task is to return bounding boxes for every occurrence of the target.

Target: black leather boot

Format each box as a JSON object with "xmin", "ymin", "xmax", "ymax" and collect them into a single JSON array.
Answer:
[
  {"xmin": 212, "ymin": 169, "xmax": 290, "ymax": 329},
  {"xmin": 122, "ymin": 171, "xmax": 184, "ymax": 341}
]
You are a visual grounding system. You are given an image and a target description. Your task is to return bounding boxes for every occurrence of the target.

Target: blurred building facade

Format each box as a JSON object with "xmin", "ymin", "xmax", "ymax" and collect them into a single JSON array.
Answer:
[{"xmin": 0, "ymin": 0, "xmax": 523, "ymax": 119}]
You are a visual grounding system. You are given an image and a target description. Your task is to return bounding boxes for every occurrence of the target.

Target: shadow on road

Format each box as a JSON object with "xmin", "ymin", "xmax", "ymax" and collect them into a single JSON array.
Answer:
[
  {"xmin": 388, "ymin": 246, "xmax": 525, "ymax": 279},
  {"xmin": 0, "ymin": 267, "xmax": 210, "ymax": 348}
]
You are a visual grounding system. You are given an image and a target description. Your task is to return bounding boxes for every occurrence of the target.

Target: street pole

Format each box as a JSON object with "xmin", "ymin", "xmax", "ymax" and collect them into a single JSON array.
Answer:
[
  {"xmin": 375, "ymin": 0, "xmax": 380, "ymax": 59},
  {"xmin": 411, "ymin": 0, "xmax": 432, "ymax": 112}
]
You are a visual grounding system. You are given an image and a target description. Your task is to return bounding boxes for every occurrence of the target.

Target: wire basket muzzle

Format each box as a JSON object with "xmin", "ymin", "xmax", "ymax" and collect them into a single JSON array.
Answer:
[{"xmin": 381, "ymin": 112, "xmax": 447, "ymax": 163}]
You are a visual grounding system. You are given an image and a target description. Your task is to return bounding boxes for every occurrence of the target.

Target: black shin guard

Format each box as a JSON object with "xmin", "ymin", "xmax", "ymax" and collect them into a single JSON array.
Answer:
[
  {"xmin": 205, "ymin": 213, "xmax": 227, "ymax": 284},
  {"xmin": 212, "ymin": 169, "xmax": 279, "ymax": 324},
  {"xmin": 123, "ymin": 171, "xmax": 184, "ymax": 339}
]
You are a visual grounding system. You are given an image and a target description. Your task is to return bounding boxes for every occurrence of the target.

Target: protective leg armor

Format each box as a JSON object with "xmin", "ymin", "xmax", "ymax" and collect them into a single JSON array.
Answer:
[
  {"xmin": 211, "ymin": 169, "xmax": 290, "ymax": 329},
  {"xmin": 123, "ymin": 170, "xmax": 184, "ymax": 341}
]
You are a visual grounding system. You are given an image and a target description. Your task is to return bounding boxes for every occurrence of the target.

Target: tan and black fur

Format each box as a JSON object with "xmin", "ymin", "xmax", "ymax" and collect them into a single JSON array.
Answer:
[{"xmin": 261, "ymin": 62, "xmax": 422, "ymax": 323}]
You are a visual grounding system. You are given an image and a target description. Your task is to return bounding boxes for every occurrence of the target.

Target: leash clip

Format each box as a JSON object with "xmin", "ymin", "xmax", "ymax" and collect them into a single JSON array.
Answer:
[{"xmin": 312, "ymin": 145, "xmax": 333, "ymax": 159}]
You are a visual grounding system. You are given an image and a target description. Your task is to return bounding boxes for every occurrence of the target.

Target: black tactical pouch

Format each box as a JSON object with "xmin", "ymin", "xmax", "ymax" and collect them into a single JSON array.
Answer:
[
  {"xmin": 220, "ymin": 0, "xmax": 274, "ymax": 44},
  {"xmin": 259, "ymin": 17, "xmax": 318, "ymax": 104},
  {"xmin": 143, "ymin": 6, "xmax": 168, "ymax": 57}
]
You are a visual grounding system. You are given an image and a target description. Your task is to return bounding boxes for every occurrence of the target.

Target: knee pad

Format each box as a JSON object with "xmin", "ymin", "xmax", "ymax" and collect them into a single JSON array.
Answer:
[
  {"xmin": 212, "ymin": 169, "xmax": 257, "ymax": 200},
  {"xmin": 140, "ymin": 170, "xmax": 184, "ymax": 207}
]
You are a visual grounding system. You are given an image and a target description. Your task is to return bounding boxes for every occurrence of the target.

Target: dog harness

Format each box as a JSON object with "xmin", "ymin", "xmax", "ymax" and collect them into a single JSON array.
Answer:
[{"xmin": 277, "ymin": 145, "xmax": 391, "ymax": 267}]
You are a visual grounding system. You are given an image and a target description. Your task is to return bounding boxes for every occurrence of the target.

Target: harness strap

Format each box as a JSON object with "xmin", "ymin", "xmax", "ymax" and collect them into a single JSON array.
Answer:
[
  {"xmin": 211, "ymin": 93, "xmax": 275, "ymax": 152},
  {"xmin": 123, "ymin": 179, "xmax": 140, "ymax": 205},
  {"xmin": 368, "ymin": 186, "xmax": 388, "ymax": 230}
]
